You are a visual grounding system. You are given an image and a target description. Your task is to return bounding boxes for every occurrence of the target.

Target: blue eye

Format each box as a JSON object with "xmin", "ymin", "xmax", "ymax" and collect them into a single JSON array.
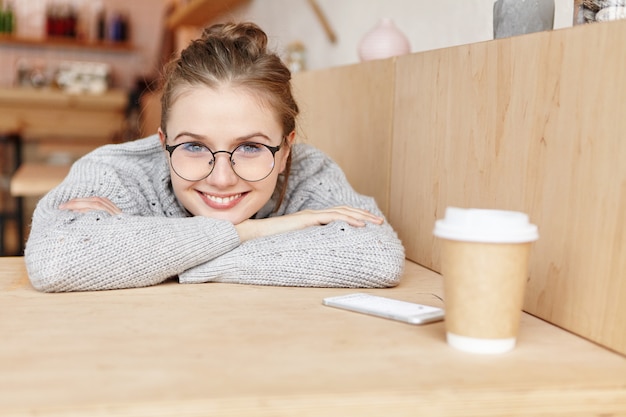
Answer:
[
  {"xmin": 236, "ymin": 143, "xmax": 265, "ymax": 155},
  {"xmin": 180, "ymin": 142, "xmax": 210, "ymax": 153}
]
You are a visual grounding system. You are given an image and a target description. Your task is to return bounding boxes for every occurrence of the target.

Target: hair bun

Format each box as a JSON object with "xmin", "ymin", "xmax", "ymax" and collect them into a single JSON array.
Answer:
[{"xmin": 201, "ymin": 22, "xmax": 268, "ymax": 57}]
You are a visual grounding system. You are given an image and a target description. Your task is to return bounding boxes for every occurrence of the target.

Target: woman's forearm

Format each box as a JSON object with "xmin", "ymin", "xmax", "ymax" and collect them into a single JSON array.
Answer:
[
  {"xmin": 25, "ymin": 209, "xmax": 240, "ymax": 292},
  {"xmin": 180, "ymin": 220, "xmax": 405, "ymax": 288}
]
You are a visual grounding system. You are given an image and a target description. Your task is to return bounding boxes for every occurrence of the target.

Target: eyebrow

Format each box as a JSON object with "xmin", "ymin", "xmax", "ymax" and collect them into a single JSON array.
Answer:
[{"xmin": 171, "ymin": 131, "xmax": 273, "ymax": 143}]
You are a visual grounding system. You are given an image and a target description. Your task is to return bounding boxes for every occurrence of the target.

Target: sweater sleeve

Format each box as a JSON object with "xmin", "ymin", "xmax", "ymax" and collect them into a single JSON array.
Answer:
[
  {"xmin": 179, "ymin": 219, "xmax": 404, "ymax": 288},
  {"xmin": 178, "ymin": 144, "xmax": 405, "ymax": 288},
  {"xmin": 24, "ymin": 139, "xmax": 241, "ymax": 292}
]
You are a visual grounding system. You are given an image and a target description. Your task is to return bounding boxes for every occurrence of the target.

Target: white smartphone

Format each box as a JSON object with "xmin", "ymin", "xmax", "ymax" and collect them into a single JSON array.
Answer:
[{"xmin": 322, "ymin": 293, "xmax": 445, "ymax": 325}]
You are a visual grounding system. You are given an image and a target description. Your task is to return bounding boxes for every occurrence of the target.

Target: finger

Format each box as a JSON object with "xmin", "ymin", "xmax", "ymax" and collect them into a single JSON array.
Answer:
[
  {"xmin": 60, "ymin": 201, "xmax": 111, "ymax": 214},
  {"xmin": 59, "ymin": 197, "xmax": 122, "ymax": 215},
  {"xmin": 73, "ymin": 202, "xmax": 120, "ymax": 215},
  {"xmin": 91, "ymin": 197, "xmax": 122, "ymax": 214},
  {"xmin": 312, "ymin": 211, "xmax": 368, "ymax": 228},
  {"xmin": 59, "ymin": 198, "xmax": 101, "ymax": 211},
  {"xmin": 330, "ymin": 206, "xmax": 384, "ymax": 224},
  {"xmin": 338, "ymin": 215, "xmax": 367, "ymax": 227}
]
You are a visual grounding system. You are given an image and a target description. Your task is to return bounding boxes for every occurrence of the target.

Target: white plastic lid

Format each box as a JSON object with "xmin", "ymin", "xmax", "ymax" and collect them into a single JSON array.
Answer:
[{"xmin": 433, "ymin": 207, "xmax": 539, "ymax": 243}]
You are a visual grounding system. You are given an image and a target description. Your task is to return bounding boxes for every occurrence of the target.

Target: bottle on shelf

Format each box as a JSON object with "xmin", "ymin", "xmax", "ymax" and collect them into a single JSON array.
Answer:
[
  {"xmin": 97, "ymin": 8, "xmax": 106, "ymax": 41},
  {"xmin": 108, "ymin": 11, "xmax": 129, "ymax": 42},
  {"xmin": 46, "ymin": 3, "xmax": 79, "ymax": 38},
  {"xmin": 0, "ymin": 1, "xmax": 15, "ymax": 35}
]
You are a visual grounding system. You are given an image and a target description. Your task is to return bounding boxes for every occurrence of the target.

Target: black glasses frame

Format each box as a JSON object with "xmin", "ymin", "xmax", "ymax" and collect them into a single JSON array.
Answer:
[{"xmin": 165, "ymin": 140, "xmax": 282, "ymax": 182}]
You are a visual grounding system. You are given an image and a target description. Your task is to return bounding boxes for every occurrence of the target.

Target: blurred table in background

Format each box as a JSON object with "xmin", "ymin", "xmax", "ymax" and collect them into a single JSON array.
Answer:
[
  {"xmin": 0, "ymin": 87, "xmax": 128, "ymax": 254},
  {"xmin": 10, "ymin": 163, "xmax": 70, "ymax": 198},
  {"xmin": 0, "ymin": 87, "xmax": 127, "ymax": 161}
]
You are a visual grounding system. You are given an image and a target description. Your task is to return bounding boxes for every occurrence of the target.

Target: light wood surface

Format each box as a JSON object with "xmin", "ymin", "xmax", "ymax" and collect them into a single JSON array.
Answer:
[
  {"xmin": 293, "ymin": 59, "xmax": 395, "ymax": 216},
  {"xmin": 0, "ymin": 87, "xmax": 127, "ymax": 142},
  {"xmin": 389, "ymin": 20, "xmax": 626, "ymax": 354},
  {"xmin": 0, "ymin": 257, "xmax": 625, "ymax": 416},
  {"xmin": 10, "ymin": 163, "xmax": 70, "ymax": 197},
  {"xmin": 166, "ymin": 0, "xmax": 250, "ymax": 29}
]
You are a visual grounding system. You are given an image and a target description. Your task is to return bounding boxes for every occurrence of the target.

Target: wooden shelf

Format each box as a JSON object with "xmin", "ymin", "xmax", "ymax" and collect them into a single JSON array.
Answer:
[
  {"xmin": 166, "ymin": 0, "xmax": 250, "ymax": 29},
  {"xmin": 0, "ymin": 35, "xmax": 135, "ymax": 53},
  {"xmin": 0, "ymin": 87, "xmax": 128, "ymax": 110}
]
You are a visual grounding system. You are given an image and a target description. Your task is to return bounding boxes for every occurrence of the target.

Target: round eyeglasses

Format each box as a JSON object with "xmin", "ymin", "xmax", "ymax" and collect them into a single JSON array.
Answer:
[{"xmin": 165, "ymin": 140, "xmax": 283, "ymax": 182}]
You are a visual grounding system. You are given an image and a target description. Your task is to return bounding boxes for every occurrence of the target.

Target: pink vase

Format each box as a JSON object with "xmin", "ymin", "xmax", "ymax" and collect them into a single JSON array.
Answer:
[{"xmin": 358, "ymin": 18, "xmax": 411, "ymax": 62}]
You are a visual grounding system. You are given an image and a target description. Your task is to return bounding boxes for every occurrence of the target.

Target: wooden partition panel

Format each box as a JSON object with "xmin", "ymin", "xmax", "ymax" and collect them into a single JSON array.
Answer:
[
  {"xmin": 390, "ymin": 20, "xmax": 626, "ymax": 355},
  {"xmin": 292, "ymin": 60, "xmax": 395, "ymax": 215}
]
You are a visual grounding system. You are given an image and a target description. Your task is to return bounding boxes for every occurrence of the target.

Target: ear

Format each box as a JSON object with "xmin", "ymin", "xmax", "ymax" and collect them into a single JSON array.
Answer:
[
  {"xmin": 158, "ymin": 128, "xmax": 166, "ymax": 148},
  {"xmin": 285, "ymin": 130, "xmax": 296, "ymax": 146},
  {"xmin": 279, "ymin": 130, "xmax": 296, "ymax": 173}
]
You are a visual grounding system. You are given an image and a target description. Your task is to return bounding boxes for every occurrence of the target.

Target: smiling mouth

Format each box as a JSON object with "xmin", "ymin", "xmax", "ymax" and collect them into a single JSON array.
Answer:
[
  {"xmin": 198, "ymin": 191, "xmax": 246, "ymax": 209},
  {"xmin": 204, "ymin": 193, "xmax": 242, "ymax": 204}
]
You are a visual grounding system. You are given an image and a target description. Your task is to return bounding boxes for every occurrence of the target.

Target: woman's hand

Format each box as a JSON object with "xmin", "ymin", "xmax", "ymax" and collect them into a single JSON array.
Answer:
[
  {"xmin": 57, "ymin": 199, "xmax": 382, "ymax": 242},
  {"xmin": 59, "ymin": 197, "xmax": 122, "ymax": 215},
  {"xmin": 234, "ymin": 206, "xmax": 384, "ymax": 242}
]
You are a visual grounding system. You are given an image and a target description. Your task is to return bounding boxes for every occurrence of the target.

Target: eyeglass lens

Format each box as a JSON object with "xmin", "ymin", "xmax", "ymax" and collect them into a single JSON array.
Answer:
[{"xmin": 170, "ymin": 142, "xmax": 277, "ymax": 182}]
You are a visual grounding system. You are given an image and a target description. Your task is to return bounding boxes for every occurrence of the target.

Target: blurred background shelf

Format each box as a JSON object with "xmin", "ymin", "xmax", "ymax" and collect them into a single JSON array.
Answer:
[{"xmin": 0, "ymin": 35, "xmax": 134, "ymax": 53}]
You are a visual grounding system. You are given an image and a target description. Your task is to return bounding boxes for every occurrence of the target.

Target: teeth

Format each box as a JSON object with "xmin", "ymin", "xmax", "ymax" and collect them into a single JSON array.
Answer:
[{"xmin": 204, "ymin": 193, "xmax": 241, "ymax": 204}]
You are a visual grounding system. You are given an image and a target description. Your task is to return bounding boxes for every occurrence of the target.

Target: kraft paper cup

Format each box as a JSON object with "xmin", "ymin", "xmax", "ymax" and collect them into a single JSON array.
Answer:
[{"xmin": 433, "ymin": 207, "xmax": 538, "ymax": 354}]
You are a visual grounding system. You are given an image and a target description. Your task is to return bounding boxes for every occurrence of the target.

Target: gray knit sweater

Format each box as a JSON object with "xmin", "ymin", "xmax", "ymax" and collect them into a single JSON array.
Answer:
[{"xmin": 24, "ymin": 135, "xmax": 405, "ymax": 292}]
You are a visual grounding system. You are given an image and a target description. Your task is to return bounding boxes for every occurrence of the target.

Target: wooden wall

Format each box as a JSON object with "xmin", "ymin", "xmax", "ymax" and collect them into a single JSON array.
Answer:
[
  {"xmin": 294, "ymin": 20, "xmax": 626, "ymax": 356},
  {"xmin": 292, "ymin": 59, "xmax": 395, "ymax": 215}
]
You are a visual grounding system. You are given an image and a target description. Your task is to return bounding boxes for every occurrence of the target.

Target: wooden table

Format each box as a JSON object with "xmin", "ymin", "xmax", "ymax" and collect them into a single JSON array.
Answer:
[
  {"xmin": 10, "ymin": 163, "xmax": 70, "ymax": 197},
  {"xmin": 1, "ymin": 257, "xmax": 625, "ymax": 416}
]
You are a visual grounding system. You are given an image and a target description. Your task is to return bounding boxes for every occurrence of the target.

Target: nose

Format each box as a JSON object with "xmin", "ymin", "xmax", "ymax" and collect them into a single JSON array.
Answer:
[{"xmin": 204, "ymin": 153, "xmax": 238, "ymax": 187}]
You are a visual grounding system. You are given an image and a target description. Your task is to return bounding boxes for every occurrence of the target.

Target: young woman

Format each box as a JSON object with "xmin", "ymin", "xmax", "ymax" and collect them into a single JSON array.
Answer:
[{"xmin": 24, "ymin": 22, "xmax": 405, "ymax": 292}]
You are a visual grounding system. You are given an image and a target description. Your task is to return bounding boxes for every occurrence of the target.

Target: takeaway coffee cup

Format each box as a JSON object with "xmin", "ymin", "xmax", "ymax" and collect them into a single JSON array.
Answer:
[{"xmin": 433, "ymin": 207, "xmax": 539, "ymax": 354}]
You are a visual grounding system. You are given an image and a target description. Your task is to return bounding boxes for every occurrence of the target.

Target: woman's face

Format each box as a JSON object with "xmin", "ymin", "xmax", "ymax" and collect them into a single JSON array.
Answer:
[{"xmin": 160, "ymin": 85, "xmax": 292, "ymax": 224}]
